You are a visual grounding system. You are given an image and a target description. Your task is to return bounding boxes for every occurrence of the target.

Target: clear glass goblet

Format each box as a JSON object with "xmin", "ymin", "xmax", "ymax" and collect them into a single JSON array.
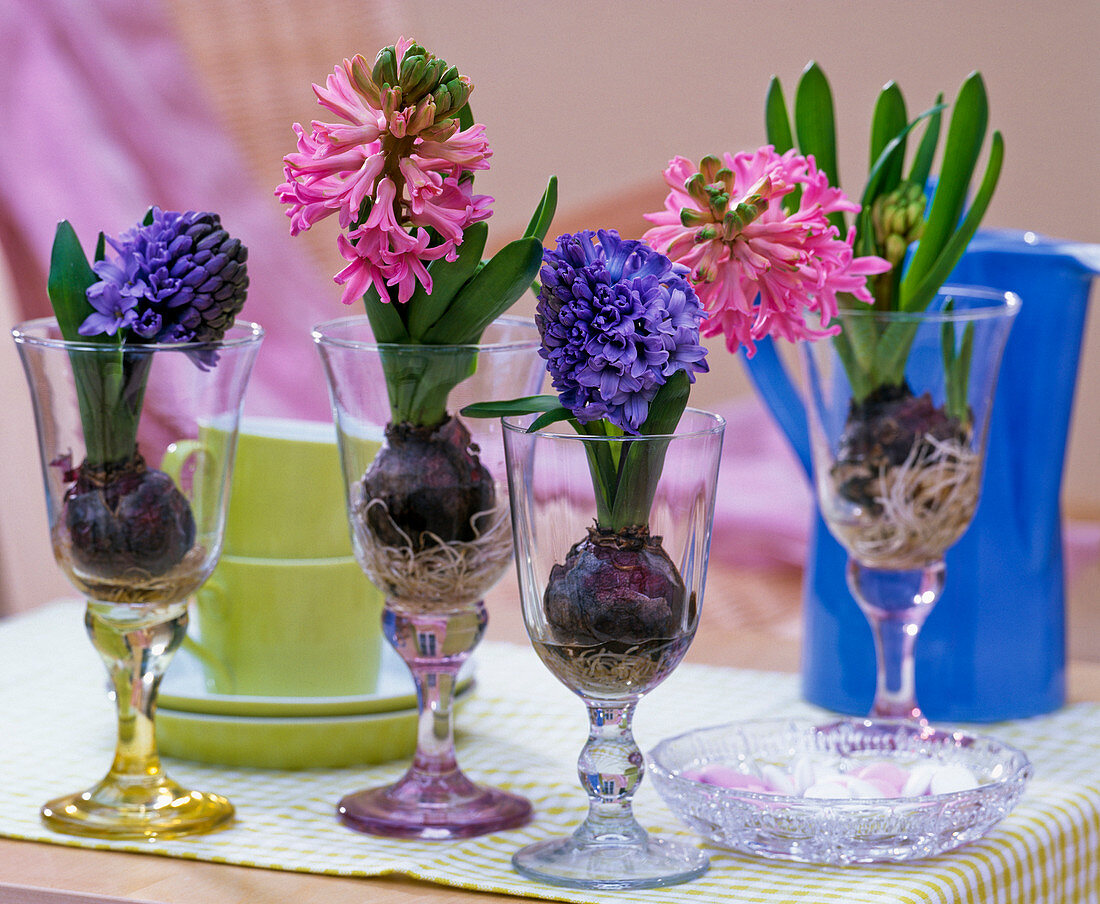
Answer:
[
  {"xmin": 802, "ymin": 287, "xmax": 1019, "ymax": 722},
  {"xmin": 313, "ymin": 316, "xmax": 545, "ymax": 840},
  {"xmin": 12, "ymin": 317, "xmax": 263, "ymax": 839},
  {"xmin": 502, "ymin": 409, "xmax": 725, "ymax": 889}
]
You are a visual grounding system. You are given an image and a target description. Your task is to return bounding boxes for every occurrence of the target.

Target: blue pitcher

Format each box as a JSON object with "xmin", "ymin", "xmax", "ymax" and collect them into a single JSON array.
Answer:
[{"xmin": 745, "ymin": 229, "xmax": 1099, "ymax": 722}]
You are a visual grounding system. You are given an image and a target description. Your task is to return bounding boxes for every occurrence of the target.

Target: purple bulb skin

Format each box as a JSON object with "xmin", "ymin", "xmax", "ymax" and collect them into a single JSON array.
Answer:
[
  {"xmin": 63, "ymin": 456, "xmax": 196, "ymax": 577},
  {"xmin": 543, "ymin": 527, "xmax": 691, "ymax": 647},
  {"xmin": 358, "ymin": 416, "xmax": 494, "ymax": 553}
]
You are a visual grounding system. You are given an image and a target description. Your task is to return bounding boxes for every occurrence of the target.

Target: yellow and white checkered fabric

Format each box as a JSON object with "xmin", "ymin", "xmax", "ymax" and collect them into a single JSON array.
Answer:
[{"xmin": 0, "ymin": 602, "xmax": 1096, "ymax": 903}]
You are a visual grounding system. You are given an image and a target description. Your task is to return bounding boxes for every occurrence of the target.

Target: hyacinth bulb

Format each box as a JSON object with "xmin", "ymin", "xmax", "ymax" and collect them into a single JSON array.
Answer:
[
  {"xmin": 62, "ymin": 455, "xmax": 196, "ymax": 578},
  {"xmin": 544, "ymin": 528, "xmax": 690, "ymax": 648},
  {"xmin": 830, "ymin": 383, "xmax": 972, "ymax": 519},
  {"xmin": 358, "ymin": 416, "xmax": 494, "ymax": 553}
]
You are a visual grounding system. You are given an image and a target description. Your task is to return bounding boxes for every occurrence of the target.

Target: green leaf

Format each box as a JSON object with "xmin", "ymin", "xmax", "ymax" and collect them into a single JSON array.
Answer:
[
  {"xmin": 47, "ymin": 221, "xmax": 100, "ymax": 343},
  {"xmin": 765, "ymin": 77, "xmax": 798, "ymax": 215},
  {"xmin": 575, "ymin": 418, "xmax": 619, "ymax": 525},
  {"xmin": 376, "ymin": 344, "xmax": 476, "ymax": 425},
  {"xmin": 406, "ymin": 348, "xmax": 477, "ymax": 424},
  {"xmin": 421, "ymin": 236, "xmax": 544, "ymax": 345},
  {"xmin": 953, "ymin": 320, "xmax": 975, "ymax": 420},
  {"xmin": 880, "ymin": 127, "xmax": 1001, "ymax": 381},
  {"xmin": 860, "ymin": 103, "xmax": 947, "ymax": 210},
  {"xmin": 765, "ymin": 77, "xmax": 795, "ymax": 153},
  {"xmin": 908, "ymin": 92, "xmax": 944, "ymax": 189},
  {"xmin": 939, "ymin": 300, "xmax": 974, "ymax": 422},
  {"xmin": 460, "ymin": 394, "xmax": 561, "ymax": 419},
  {"xmin": 457, "ymin": 100, "xmax": 474, "ymax": 133},
  {"xmin": 523, "ymin": 176, "xmax": 558, "ymax": 243},
  {"xmin": 640, "ymin": 369, "xmax": 690, "ymax": 436},
  {"xmin": 603, "ymin": 371, "xmax": 692, "ymax": 530},
  {"xmin": 794, "ymin": 62, "xmax": 839, "ymax": 187},
  {"xmin": 941, "ymin": 301, "xmax": 957, "ymax": 376},
  {"xmin": 900, "ymin": 130, "xmax": 1003, "ymax": 312},
  {"xmin": 793, "ymin": 62, "xmax": 844, "ymax": 233},
  {"xmin": 406, "ymin": 221, "xmax": 489, "ymax": 339},
  {"xmin": 853, "ymin": 207, "xmax": 878, "ymax": 259},
  {"xmin": 869, "ymin": 82, "xmax": 908, "ymax": 195},
  {"xmin": 903, "ymin": 71, "xmax": 990, "ymax": 294},
  {"xmin": 362, "ymin": 286, "xmax": 409, "ymax": 343},
  {"xmin": 528, "ymin": 407, "xmax": 577, "ymax": 432}
]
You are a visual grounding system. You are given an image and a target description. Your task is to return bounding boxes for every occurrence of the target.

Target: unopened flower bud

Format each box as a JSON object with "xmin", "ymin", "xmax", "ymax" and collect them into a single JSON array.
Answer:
[
  {"xmin": 398, "ymin": 54, "xmax": 429, "ymax": 97},
  {"xmin": 435, "ymin": 77, "xmax": 472, "ymax": 122},
  {"xmin": 372, "ymin": 48, "xmax": 399, "ymax": 88},
  {"xmin": 684, "ymin": 173, "xmax": 711, "ymax": 209},
  {"xmin": 885, "ymin": 234, "xmax": 908, "ymax": 266},
  {"xmin": 680, "ymin": 208, "xmax": 710, "ymax": 228},
  {"xmin": 905, "ymin": 203, "xmax": 925, "ymax": 241},
  {"xmin": 699, "ymin": 155, "xmax": 724, "ymax": 183},
  {"xmin": 872, "ymin": 181, "xmax": 926, "ymax": 263},
  {"xmin": 407, "ymin": 98, "xmax": 437, "ymax": 135},
  {"xmin": 419, "ymin": 117, "xmax": 459, "ymax": 143},
  {"xmin": 349, "ymin": 54, "xmax": 380, "ymax": 106},
  {"xmin": 381, "ymin": 85, "xmax": 402, "ymax": 121}
]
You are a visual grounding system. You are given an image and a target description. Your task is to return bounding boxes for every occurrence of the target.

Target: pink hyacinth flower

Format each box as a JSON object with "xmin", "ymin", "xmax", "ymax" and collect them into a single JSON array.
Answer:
[
  {"xmin": 276, "ymin": 41, "xmax": 493, "ymax": 304},
  {"xmin": 644, "ymin": 147, "xmax": 890, "ymax": 355}
]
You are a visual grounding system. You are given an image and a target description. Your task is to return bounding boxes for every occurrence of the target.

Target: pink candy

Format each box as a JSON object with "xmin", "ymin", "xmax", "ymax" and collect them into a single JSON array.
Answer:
[
  {"xmin": 855, "ymin": 762, "xmax": 911, "ymax": 796},
  {"xmin": 690, "ymin": 764, "xmax": 770, "ymax": 793},
  {"xmin": 683, "ymin": 755, "xmax": 978, "ymax": 800}
]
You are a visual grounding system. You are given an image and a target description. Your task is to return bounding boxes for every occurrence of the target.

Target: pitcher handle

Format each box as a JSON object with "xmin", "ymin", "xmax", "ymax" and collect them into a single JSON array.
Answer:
[{"xmin": 741, "ymin": 337, "xmax": 813, "ymax": 478}]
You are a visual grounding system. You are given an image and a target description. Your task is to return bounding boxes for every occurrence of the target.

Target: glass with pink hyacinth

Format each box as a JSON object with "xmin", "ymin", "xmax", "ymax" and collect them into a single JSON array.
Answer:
[{"xmin": 280, "ymin": 37, "xmax": 556, "ymax": 839}]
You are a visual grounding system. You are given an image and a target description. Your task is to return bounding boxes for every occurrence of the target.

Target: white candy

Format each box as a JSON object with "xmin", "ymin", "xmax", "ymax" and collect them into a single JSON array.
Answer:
[
  {"xmin": 844, "ymin": 776, "xmax": 887, "ymax": 799},
  {"xmin": 804, "ymin": 780, "xmax": 852, "ymax": 799},
  {"xmin": 792, "ymin": 755, "xmax": 819, "ymax": 793},
  {"xmin": 901, "ymin": 763, "xmax": 938, "ymax": 797},
  {"xmin": 930, "ymin": 763, "xmax": 978, "ymax": 795},
  {"xmin": 761, "ymin": 764, "xmax": 797, "ymax": 796},
  {"xmin": 692, "ymin": 754, "xmax": 981, "ymax": 800}
]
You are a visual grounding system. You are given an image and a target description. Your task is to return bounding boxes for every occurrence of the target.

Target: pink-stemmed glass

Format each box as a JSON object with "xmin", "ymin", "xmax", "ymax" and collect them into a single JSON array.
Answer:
[{"xmin": 314, "ymin": 316, "xmax": 544, "ymax": 839}]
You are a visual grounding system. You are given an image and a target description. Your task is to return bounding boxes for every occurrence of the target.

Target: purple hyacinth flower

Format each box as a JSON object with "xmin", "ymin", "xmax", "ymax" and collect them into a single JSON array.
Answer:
[
  {"xmin": 80, "ymin": 279, "xmax": 139, "ymax": 337},
  {"xmin": 82, "ymin": 208, "xmax": 248, "ymax": 350},
  {"xmin": 535, "ymin": 229, "xmax": 708, "ymax": 434}
]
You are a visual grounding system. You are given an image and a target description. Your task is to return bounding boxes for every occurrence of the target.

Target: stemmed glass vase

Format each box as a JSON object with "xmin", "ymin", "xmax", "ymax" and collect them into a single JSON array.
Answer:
[
  {"xmin": 502, "ymin": 409, "xmax": 725, "ymax": 890},
  {"xmin": 313, "ymin": 316, "xmax": 545, "ymax": 840},
  {"xmin": 13, "ymin": 318, "xmax": 263, "ymax": 839},
  {"xmin": 802, "ymin": 287, "xmax": 1019, "ymax": 722}
]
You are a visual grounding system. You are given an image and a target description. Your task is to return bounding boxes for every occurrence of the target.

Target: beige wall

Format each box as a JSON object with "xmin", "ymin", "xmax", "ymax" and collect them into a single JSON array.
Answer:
[
  {"xmin": 2, "ymin": 0, "xmax": 1096, "ymax": 615},
  {"xmin": 174, "ymin": 0, "xmax": 1098, "ymax": 513},
  {"xmin": 401, "ymin": 0, "xmax": 1100, "ymax": 516}
]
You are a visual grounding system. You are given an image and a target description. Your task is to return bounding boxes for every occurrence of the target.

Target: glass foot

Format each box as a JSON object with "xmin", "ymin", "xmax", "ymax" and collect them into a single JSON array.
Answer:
[
  {"xmin": 337, "ymin": 773, "xmax": 532, "ymax": 840},
  {"xmin": 512, "ymin": 833, "xmax": 709, "ymax": 890},
  {"xmin": 41, "ymin": 776, "xmax": 234, "ymax": 840}
]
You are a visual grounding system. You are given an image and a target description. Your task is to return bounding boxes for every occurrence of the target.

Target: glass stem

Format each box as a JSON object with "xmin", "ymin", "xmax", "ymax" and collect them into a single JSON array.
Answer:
[
  {"xmin": 846, "ymin": 560, "xmax": 945, "ymax": 723},
  {"xmin": 574, "ymin": 702, "xmax": 647, "ymax": 846},
  {"xmin": 386, "ymin": 601, "xmax": 485, "ymax": 790},
  {"xmin": 85, "ymin": 601, "xmax": 188, "ymax": 788}
]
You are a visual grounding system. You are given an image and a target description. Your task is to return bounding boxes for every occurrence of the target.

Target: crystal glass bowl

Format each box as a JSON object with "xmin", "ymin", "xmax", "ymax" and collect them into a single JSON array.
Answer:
[{"xmin": 648, "ymin": 718, "xmax": 1032, "ymax": 864}]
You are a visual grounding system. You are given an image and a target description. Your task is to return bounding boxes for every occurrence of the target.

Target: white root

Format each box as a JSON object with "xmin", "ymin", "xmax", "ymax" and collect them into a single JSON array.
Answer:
[
  {"xmin": 352, "ymin": 494, "xmax": 513, "ymax": 610},
  {"xmin": 830, "ymin": 433, "xmax": 981, "ymax": 568}
]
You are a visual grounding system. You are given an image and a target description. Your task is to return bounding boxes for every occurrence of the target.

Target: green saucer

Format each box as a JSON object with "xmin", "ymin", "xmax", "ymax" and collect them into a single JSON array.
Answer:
[
  {"xmin": 158, "ymin": 683, "xmax": 475, "ymax": 770},
  {"xmin": 160, "ymin": 643, "xmax": 473, "ymax": 718}
]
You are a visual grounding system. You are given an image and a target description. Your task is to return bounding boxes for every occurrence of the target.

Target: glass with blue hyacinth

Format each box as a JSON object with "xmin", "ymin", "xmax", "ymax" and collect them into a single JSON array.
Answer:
[{"xmin": 467, "ymin": 229, "xmax": 723, "ymax": 889}]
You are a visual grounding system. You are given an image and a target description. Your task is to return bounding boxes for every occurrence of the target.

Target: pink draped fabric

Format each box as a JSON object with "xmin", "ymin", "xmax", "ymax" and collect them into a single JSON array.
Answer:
[
  {"xmin": 5, "ymin": 0, "xmax": 1089, "ymax": 578},
  {"xmin": 0, "ymin": 0, "xmax": 337, "ymax": 420}
]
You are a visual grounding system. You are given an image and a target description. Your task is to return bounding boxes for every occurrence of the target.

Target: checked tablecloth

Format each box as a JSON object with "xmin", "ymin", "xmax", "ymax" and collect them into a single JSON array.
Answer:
[{"xmin": 0, "ymin": 601, "xmax": 1096, "ymax": 904}]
